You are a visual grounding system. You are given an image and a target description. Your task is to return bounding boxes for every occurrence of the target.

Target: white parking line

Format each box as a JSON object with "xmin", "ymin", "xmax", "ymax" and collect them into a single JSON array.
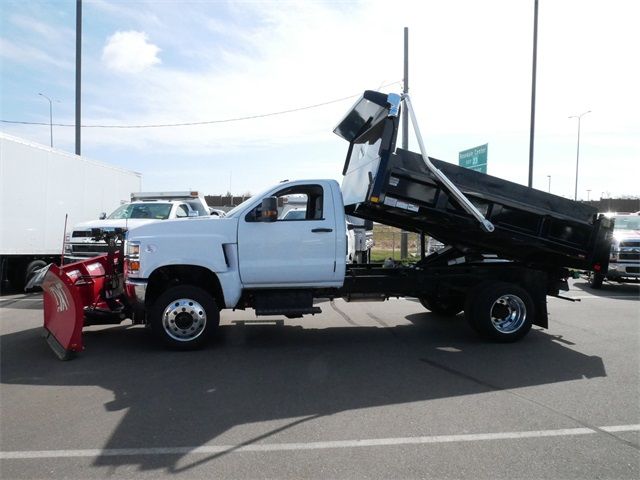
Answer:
[{"xmin": 1, "ymin": 424, "xmax": 638, "ymax": 460}]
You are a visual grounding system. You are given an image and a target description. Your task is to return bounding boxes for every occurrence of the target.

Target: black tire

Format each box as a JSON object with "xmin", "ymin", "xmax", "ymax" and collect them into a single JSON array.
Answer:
[
  {"xmin": 464, "ymin": 282, "xmax": 534, "ymax": 342},
  {"xmin": 149, "ymin": 285, "xmax": 220, "ymax": 350},
  {"xmin": 589, "ymin": 272, "xmax": 605, "ymax": 290},
  {"xmin": 419, "ymin": 296, "xmax": 464, "ymax": 317},
  {"xmin": 24, "ymin": 260, "xmax": 47, "ymax": 292}
]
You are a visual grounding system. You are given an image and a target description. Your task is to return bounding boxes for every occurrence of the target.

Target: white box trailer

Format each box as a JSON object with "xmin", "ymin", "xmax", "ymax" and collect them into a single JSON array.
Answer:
[{"xmin": 0, "ymin": 133, "xmax": 142, "ymax": 290}]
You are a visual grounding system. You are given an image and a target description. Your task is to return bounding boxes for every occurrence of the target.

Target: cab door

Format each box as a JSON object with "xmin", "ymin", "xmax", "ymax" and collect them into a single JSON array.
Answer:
[{"xmin": 237, "ymin": 182, "xmax": 338, "ymax": 286}]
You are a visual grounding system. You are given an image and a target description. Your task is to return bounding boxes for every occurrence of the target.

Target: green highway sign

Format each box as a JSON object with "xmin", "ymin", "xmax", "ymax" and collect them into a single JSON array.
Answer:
[{"xmin": 459, "ymin": 144, "xmax": 488, "ymax": 173}]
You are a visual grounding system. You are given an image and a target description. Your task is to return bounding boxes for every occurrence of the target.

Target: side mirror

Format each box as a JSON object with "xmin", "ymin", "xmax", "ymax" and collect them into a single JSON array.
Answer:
[
  {"xmin": 99, "ymin": 212, "xmax": 107, "ymax": 220},
  {"xmin": 260, "ymin": 197, "xmax": 278, "ymax": 222}
]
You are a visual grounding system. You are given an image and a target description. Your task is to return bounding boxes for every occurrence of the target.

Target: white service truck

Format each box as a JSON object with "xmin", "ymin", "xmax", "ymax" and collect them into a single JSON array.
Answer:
[
  {"xmin": 0, "ymin": 133, "xmax": 141, "ymax": 291},
  {"xmin": 65, "ymin": 191, "xmax": 211, "ymax": 261}
]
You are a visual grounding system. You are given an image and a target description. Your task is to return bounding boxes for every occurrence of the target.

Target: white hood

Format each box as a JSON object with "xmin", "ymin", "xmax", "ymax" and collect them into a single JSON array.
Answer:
[{"xmin": 72, "ymin": 218, "xmax": 159, "ymax": 232}]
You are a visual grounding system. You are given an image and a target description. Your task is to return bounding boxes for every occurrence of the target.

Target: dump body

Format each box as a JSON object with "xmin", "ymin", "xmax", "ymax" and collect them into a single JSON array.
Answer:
[{"xmin": 335, "ymin": 91, "xmax": 612, "ymax": 271}]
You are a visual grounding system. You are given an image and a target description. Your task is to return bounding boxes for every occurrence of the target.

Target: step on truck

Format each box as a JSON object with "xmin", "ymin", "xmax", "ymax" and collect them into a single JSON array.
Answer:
[{"xmin": 39, "ymin": 91, "xmax": 613, "ymax": 359}]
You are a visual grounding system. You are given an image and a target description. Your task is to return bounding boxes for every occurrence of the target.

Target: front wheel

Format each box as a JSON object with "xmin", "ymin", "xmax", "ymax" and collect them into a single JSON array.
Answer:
[
  {"xmin": 150, "ymin": 285, "xmax": 220, "ymax": 349},
  {"xmin": 464, "ymin": 282, "xmax": 534, "ymax": 342}
]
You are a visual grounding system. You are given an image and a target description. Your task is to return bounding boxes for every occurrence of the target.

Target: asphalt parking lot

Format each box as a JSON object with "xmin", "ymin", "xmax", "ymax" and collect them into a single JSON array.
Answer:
[{"xmin": 1, "ymin": 279, "xmax": 639, "ymax": 479}]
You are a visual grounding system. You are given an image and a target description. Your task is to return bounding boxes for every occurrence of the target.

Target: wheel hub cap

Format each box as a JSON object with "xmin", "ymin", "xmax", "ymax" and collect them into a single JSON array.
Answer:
[
  {"xmin": 162, "ymin": 298, "xmax": 207, "ymax": 342},
  {"xmin": 490, "ymin": 294, "xmax": 526, "ymax": 334}
]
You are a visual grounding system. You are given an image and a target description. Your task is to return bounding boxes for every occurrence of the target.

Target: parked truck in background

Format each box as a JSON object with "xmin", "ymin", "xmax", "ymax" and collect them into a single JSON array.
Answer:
[
  {"xmin": 346, "ymin": 215, "xmax": 374, "ymax": 264},
  {"xmin": 0, "ymin": 133, "xmax": 142, "ymax": 291},
  {"xmin": 589, "ymin": 212, "xmax": 640, "ymax": 288},
  {"xmin": 65, "ymin": 191, "xmax": 211, "ymax": 261}
]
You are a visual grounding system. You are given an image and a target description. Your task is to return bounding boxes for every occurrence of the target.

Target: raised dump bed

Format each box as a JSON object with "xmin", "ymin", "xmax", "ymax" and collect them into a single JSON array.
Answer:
[{"xmin": 335, "ymin": 91, "xmax": 612, "ymax": 271}]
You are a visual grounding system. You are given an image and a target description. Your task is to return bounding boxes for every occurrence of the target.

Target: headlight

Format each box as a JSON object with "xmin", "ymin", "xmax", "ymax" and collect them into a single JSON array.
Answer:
[
  {"xmin": 126, "ymin": 241, "xmax": 140, "ymax": 258},
  {"xmin": 124, "ymin": 241, "xmax": 141, "ymax": 276},
  {"xmin": 610, "ymin": 244, "xmax": 619, "ymax": 261}
]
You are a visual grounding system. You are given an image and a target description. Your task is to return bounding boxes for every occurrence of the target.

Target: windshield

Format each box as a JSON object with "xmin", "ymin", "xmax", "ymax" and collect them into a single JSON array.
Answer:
[
  {"xmin": 225, "ymin": 184, "xmax": 277, "ymax": 218},
  {"xmin": 108, "ymin": 203, "xmax": 172, "ymax": 220},
  {"xmin": 614, "ymin": 216, "xmax": 640, "ymax": 231}
]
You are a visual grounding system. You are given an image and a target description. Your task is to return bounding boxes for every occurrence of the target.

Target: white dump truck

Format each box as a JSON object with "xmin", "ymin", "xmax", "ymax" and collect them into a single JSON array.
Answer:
[{"xmin": 38, "ymin": 92, "xmax": 613, "ymax": 360}]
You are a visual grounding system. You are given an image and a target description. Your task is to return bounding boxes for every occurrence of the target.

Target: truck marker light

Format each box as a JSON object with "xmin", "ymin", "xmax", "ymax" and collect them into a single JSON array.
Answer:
[
  {"xmin": 129, "ymin": 261, "xmax": 140, "ymax": 272},
  {"xmin": 370, "ymin": 196, "xmax": 380, "ymax": 203},
  {"xmin": 594, "ymin": 263, "xmax": 601, "ymax": 272}
]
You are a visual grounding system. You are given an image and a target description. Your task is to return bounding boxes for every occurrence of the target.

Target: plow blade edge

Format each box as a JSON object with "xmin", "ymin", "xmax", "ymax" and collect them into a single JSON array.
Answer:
[{"xmin": 42, "ymin": 258, "xmax": 110, "ymax": 360}]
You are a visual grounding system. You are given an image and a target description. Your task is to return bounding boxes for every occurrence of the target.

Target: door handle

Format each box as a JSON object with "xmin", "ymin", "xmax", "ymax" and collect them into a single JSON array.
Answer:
[{"xmin": 312, "ymin": 228, "xmax": 333, "ymax": 233}]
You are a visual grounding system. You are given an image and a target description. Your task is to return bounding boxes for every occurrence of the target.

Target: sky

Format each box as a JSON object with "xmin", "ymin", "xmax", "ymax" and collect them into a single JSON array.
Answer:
[{"xmin": 1, "ymin": 0, "xmax": 639, "ymax": 201}]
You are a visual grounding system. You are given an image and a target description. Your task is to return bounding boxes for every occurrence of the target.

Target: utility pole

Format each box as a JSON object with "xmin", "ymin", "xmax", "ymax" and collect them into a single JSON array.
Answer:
[
  {"xmin": 75, "ymin": 0, "xmax": 82, "ymax": 155},
  {"xmin": 546, "ymin": 175, "xmax": 551, "ymax": 193},
  {"xmin": 528, "ymin": 0, "xmax": 539, "ymax": 187},
  {"xmin": 400, "ymin": 27, "xmax": 409, "ymax": 260}
]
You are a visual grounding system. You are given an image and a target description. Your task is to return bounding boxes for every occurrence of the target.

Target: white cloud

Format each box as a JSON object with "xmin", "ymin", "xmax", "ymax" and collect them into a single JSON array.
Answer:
[{"xmin": 101, "ymin": 31, "xmax": 161, "ymax": 74}]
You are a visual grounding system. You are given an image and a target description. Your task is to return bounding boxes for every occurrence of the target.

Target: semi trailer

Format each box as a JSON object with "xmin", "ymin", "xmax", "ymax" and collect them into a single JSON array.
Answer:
[
  {"xmin": 0, "ymin": 133, "xmax": 142, "ymax": 291},
  {"xmin": 38, "ymin": 92, "xmax": 613, "ymax": 359}
]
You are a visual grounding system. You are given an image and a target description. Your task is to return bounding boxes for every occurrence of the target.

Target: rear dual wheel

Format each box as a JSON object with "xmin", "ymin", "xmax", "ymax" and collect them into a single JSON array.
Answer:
[
  {"xmin": 464, "ymin": 282, "xmax": 534, "ymax": 342},
  {"xmin": 150, "ymin": 285, "xmax": 219, "ymax": 349}
]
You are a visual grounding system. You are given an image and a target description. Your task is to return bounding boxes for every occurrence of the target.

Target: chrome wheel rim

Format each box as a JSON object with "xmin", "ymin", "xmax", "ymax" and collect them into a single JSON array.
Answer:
[
  {"xmin": 162, "ymin": 298, "xmax": 207, "ymax": 342},
  {"xmin": 490, "ymin": 294, "xmax": 526, "ymax": 334}
]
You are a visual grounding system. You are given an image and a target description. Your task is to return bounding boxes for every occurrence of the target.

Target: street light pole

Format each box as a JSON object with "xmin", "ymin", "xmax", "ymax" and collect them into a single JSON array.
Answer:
[
  {"xmin": 569, "ymin": 110, "xmax": 591, "ymax": 201},
  {"xmin": 38, "ymin": 93, "xmax": 54, "ymax": 147},
  {"xmin": 527, "ymin": 0, "xmax": 539, "ymax": 188},
  {"xmin": 546, "ymin": 175, "xmax": 551, "ymax": 193}
]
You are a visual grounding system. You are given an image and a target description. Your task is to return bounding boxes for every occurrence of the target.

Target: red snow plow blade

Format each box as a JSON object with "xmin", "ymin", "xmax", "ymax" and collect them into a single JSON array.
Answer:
[{"xmin": 42, "ymin": 256, "xmax": 116, "ymax": 360}]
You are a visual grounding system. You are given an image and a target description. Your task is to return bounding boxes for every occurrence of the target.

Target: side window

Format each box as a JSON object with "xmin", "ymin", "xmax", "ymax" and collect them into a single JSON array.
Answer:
[
  {"xmin": 176, "ymin": 204, "xmax": 189, "ymax": 218},
  {"xmin": 246, "ymin": 185, "xmax": 324, "ymax": 222}
]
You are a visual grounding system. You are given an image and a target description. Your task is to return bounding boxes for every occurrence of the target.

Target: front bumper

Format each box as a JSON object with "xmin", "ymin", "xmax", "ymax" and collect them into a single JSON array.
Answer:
[
  {"xmin": 607, "ymin": 262, "xmax": 640, "ymax": 279},
  {"xmin": 125, "ymin": 278, "xmax": 148, "ymax": 310}
]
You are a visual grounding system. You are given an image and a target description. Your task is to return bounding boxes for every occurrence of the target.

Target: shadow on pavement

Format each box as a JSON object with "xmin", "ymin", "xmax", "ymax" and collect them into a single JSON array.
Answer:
[
  {"xmin": 0, "ymin": 293, "xmax": 43, "ymax": 310},
  {"xmin": 1, "ymin": 313, "xmax": 606, "ymax": 474},
  {"xmin": 573, "ymin": 279, "xmax": 640, "ymax": 299}
]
